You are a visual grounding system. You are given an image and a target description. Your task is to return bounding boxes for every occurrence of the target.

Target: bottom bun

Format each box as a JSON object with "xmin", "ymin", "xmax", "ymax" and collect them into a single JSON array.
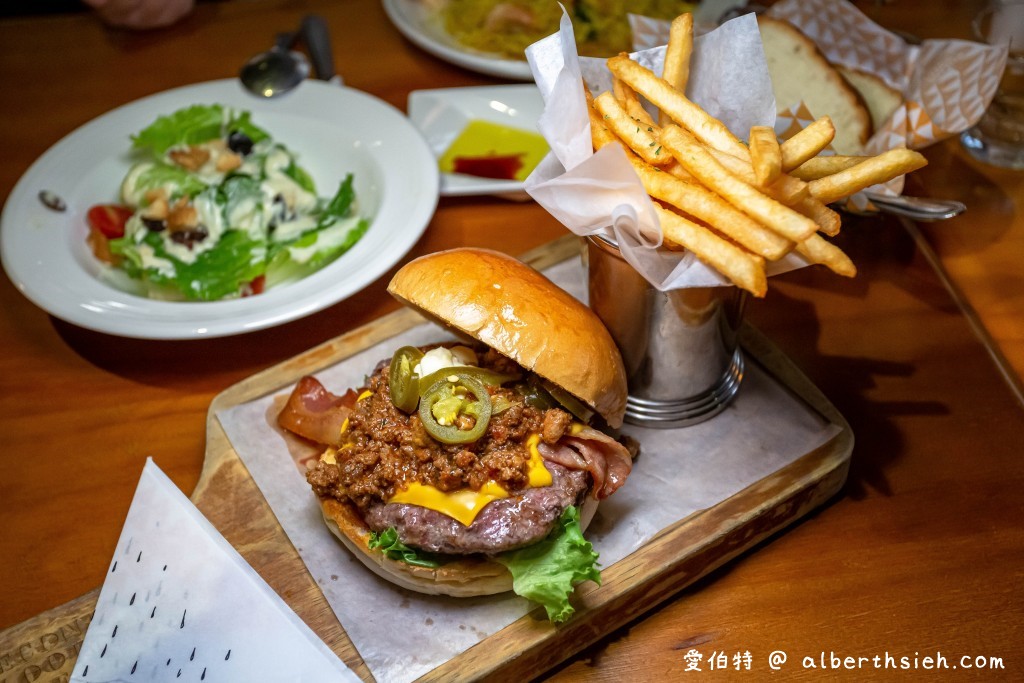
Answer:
[{"xmin": 319, "ymin": 495, "xmax": 600, "ymax": 597}]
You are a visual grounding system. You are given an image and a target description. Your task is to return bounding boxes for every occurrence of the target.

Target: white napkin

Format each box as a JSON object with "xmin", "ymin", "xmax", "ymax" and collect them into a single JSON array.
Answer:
[{"xmin": 70, "ymin": 458, "xmax": 358, "ymax": 683}]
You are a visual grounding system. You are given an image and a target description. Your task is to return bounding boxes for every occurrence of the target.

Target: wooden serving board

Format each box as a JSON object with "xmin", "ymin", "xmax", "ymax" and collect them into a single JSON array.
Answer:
[{"xmin": 0, "ymin": 236, "xmax": 853, "ymax": 682}]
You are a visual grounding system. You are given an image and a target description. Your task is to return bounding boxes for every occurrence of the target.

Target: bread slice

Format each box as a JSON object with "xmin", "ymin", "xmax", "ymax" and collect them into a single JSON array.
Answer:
[
  {"xmin": 836, "ymin": 65, "xmax": 903, "ymax": 132},
  {"xmin": 758, "ymin": 16, "xmax": 872, "ymax": 154}
]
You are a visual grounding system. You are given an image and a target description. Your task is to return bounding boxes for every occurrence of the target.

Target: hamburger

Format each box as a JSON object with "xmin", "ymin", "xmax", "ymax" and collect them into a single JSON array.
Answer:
[{"xmin": 277, "ymin": 248, "xmax": 635, "ymax": 621}]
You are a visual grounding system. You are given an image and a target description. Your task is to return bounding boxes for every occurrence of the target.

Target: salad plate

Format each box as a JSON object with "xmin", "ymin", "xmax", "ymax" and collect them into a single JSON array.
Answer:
[
  {"xmin": 0, "ymin": 79, "xmax": 439, "ymax": 340},
  {"xmin": 408, "ymin": 84, "xmax": 547, "ymax": 198},
  {"xmin": 382, "ymin": 0, "xmax": 534, "ymax": 81}
]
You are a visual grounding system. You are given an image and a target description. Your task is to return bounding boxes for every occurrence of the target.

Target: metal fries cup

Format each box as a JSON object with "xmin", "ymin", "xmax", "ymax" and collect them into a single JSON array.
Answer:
[{"xmin": 584, "ymin": 234, "xmax": 746, "ymax": 428}]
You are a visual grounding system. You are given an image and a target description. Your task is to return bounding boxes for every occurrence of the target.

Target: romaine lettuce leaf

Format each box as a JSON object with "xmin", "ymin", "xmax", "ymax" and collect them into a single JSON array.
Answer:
[
  {"xmin": 496, "ymin": 506, "xmax": 601, "ymax": 623},
  {"xmin": 316, "ymin": 174, "xmax": 357, "ymax": 230},
  {"xmin": 221, "ymin": 175, "xmax": 265, "ymax": 230},
  {"xmin": 263, "ymin": 174, "xmax": 367, "ymax": 285},
  {"xmin": 131, "ymin": 104, "xmax": 269, "ymax": 155},
  {"xmin": 368, "ymin": 528, "xmax": 443, "ymax": 568},
  {"xmin": 285, "ymin": 161, "xmax": 317, "ymax": 194},
  {"xmin": 127, "ymin": 162, "xmax": 208, "ymax": 203},
  {"xmin": 111, "ymin": 229, "xmax": 266, "ymax": 301},
  {"xmin": 265, "ymin": 216, "xmax": 369, "ymax": 287}
]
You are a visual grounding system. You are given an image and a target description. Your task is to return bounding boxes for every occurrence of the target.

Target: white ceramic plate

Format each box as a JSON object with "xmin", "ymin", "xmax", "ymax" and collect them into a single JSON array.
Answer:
[
  {"xmin": 408, "ymin": 84, "xmax": 546, "ymax": 198},
  {"xmin": 382, "ymin": 0, "xmax": 534, "ymax": 81},
  {"xmin": 0, "ymin": 79, "xmax": 439, "ymax": 340}
]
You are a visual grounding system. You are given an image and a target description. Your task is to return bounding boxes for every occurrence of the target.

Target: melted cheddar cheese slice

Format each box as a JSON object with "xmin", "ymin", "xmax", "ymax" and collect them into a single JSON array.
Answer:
[{"xmin": 385, "ymin": 431, "xmax": 555, "ymax": 527}]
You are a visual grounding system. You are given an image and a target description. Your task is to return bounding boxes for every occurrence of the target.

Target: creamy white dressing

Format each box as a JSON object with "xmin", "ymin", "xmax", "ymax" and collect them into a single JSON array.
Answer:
[
  {"xmin": 135, "ymin": 244, "xmax": 176, "ymax": 276},
  {"xmin": 120, "ymin": 162, "xmax": 174, "ymax": 208},
  {"xmin": 272, "ymin": 214, "xmax": 318, "ymax": 243},
  {"xmin": 262, "ymin": 172, "xmax": 317, "ymax": 215},
  {"xmin": 263, "ymin": 146, "xmax": 292, "ymax": 175},
  {"xmin": 281, "ymin": 215, "xmax": 359, "ymax": 263},
  {"xmin": 123, "ymin": 213, "xmax": 145, "ymax": 240},
  {"xmin": 228, "ymin": 196, "xmax": 265, "ymax": 239},
  {"xmin": 414, "ymin": 346, "xmax": 479, "ymax": 378}
]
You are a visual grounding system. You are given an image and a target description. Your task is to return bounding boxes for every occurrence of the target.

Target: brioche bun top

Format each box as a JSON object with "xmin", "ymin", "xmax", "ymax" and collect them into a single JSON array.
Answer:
[{"xmin": 387, "ymin": 248, "xmax": 627, "ymax": 427}]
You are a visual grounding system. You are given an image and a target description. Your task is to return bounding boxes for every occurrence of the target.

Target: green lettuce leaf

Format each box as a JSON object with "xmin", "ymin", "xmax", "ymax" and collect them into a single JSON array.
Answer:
[
  {"xmin": 316, "ymin": 174, "xmax": 357, "ymax": 230},
  {"xmin": 285, "ymin": 161, "xmax": 317, "ymax": 194},
  {"xmin": 127, "ymin": 162, "xmax": 208, "ymax": 202},
  {"xmin": 368, "ymin": 528, "xmax": 443, "ymax": 568},
  {"xmin": 265, "ymin": 216, "xmax": 368, "ymax": 288},
  {"xmin": 263, "ymin": 174, "xmax": 368, "ymax": 286},
  {"xmin": 131, "ymin": 104, "xmax": 269, "ymax": 155},
  {"xmin": 221, "ymin": 175, "xmax": 265, "ymax": 227},
  {"xmin": 227, "ymin": 109, "xmax": 270, "ymax": 147},
  {"xmin": 111, "ymin": 229, "xmax": 266, "ymax": 301},
  {"xmin": 496, "ymin": 506, "xmax": 601, "ymax": 623}
]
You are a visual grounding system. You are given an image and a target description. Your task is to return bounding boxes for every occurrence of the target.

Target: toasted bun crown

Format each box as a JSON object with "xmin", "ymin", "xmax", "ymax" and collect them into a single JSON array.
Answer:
[{"xmin": 388, "ymin": 248, "xmax": 627, "ymax": 427}]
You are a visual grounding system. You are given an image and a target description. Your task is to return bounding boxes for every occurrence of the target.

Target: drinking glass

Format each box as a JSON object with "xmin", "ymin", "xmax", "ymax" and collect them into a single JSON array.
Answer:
[{"xmin": 960, "ymin": 0, "xmax": 1024, "ymax": 169}]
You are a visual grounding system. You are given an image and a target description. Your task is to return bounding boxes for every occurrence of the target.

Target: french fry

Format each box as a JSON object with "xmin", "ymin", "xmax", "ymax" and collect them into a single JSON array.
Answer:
[
  {"xmin": 788, "ymin": 155, "xmax": 868, "ymax": 180},
  {"xmin": 780, "ymin": 116, "xmax": 836, "ymax": 171},
  {"xmin": 613, "ymin": 77, "xmax": 656, "ymax": 127},
  {"xmin": 653, "ymin": 203, "xmax": 768, "ymax": 297},
  {"xmin": 593, "ymin": 90, "xmax": 671, "ymax": 166},
  {"xmin": 589, "ymin": 101, "xmax": 696, "ymax": 180},
  {"xmin": 660, "ymin": 13, "xmax": 694, "ymax": 124},
  {"xmin": 577, "ymin": 44, "xmax": 935, "ymax": 293},
  {"xmin": 608, "ymin": 54, "xmax": 750, "ymax": 160},
  {"xmin": 589, "ymin": 105, "xmax": 792, "ymax": 262},
  {"xmin": 807, "ymin": 148, "xmax": 928, "ymax": 204},
  {"xmin": 708, "ymin": 148, "xmax": 809, "ymax": 205},
  {"xmin": 749, "ymin": 125, "xmax": 782, "ymax": 186},
  {"xmin": 587, "ymin": 93, "xmax": 621, "ymax": 150},
  {"xmin": 612, "ymin": 76, "xmax": 632, "ymax": 105},
  {"xmin": 659, "ymin": 125, "xmax": 819, "ymax": 242},
  {"xmin": 625, "ymin": 96, "xmax": 656, "ymax": 128},
  {"xmin": 794, "ymin": 196, "xmax": 842, "ymax": 237},
  {"xmin": 628, "ymin": 156, "xmax": 792, "ymax": 260},
  {"xmin": 796, "ymin": 232, "xmax": 857, "ymax": 277}
]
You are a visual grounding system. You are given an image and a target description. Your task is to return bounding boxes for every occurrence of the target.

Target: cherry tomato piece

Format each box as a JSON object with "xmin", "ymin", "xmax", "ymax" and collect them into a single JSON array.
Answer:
[{"xmin": 87, "ymin": 204, "xmax": 134, "ymax": 239}]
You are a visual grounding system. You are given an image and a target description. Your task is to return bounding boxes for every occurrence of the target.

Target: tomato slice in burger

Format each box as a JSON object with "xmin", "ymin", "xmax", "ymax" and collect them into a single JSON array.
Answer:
[
  {"xmin": 418, "ymin": 372, "xmax": 492, "ymax": 444},
  {"xmin": 388, "ymin": 346, "xmax": 424, "ymax": 413}
]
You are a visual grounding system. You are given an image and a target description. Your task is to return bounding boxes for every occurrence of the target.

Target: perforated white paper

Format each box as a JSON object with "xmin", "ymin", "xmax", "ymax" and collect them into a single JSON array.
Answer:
[{"xmin": 71, "ymin": 459, "xmax": 359, "ymax": 683}]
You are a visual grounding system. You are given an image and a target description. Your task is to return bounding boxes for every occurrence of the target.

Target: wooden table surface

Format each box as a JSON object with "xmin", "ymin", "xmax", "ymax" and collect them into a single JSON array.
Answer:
[{"xmin": 1, "ymin": 0, "xmax": 1022, "ymax": 680}]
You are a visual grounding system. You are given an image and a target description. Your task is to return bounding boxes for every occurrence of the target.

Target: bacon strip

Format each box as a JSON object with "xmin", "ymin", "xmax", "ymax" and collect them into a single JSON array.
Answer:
[
  {"xmin": 277, "ymin": 375, "xmax": 357, "ymax": 447},
  {"xmin": 537, "ymin": 425, "xmax": 634, "ymax": 499}
]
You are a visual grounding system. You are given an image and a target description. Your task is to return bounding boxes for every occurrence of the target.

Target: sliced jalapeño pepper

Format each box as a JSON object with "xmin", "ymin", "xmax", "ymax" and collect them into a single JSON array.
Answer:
[
  {"xmin": 543, "ymin": 381, "xmax": 595, "ymax": 423},
  {"xmin": 388, "ymin": 346, "xmax": 424, "ymax": 413},
  {"xmin": 417, "ymin": 365, "xmax": 517, "ymax": 391},
  {"xmin": 515, "ymin": 379, "xmax": 557, "ymax": 410},
  {"xmin": 418, "ymin": 372, "xmax": 492, "ymax": 444}
]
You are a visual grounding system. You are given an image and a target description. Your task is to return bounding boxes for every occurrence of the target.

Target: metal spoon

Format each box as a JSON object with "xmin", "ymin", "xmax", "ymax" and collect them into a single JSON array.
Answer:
[
  {"xmin": 239, "ymin": 31, "xmax": 310, "ymax": 98},
  {"xmin": 862, "ymin": 192, "xmax": 967, "ymax": 222}
]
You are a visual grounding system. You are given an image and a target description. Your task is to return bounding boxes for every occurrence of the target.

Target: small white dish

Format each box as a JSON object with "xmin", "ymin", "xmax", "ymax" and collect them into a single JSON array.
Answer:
[
  {"xmin": 0, "ymin": 79, "xmax": 439, "ymax": 340},
  {"xmin": 382, "ymin": 0, "xmax": 534, "ymax": 81},
  {"xmin": 408, "ymin": 84, "xmax": 547, "ymax": 198}
]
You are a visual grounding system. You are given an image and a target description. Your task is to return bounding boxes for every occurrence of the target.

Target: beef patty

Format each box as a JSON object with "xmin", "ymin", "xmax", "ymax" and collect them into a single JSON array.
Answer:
[{"xmin": 363, "ymin": 461, "xmax": 589, "ymax": 555}]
